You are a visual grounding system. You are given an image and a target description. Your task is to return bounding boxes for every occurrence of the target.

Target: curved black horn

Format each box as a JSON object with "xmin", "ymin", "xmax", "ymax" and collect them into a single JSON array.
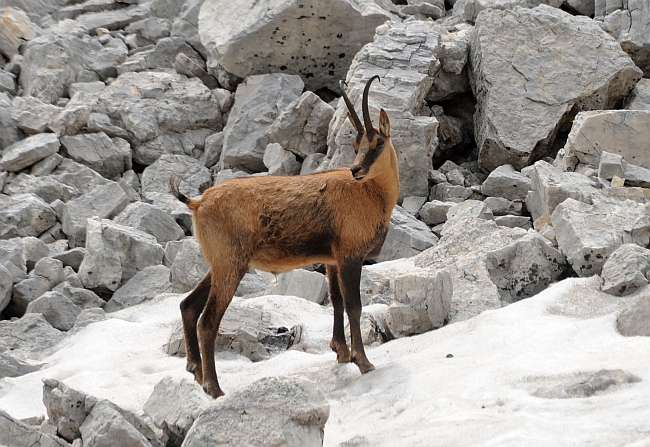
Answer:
[
  {"xmin": 362, "ymin": 75, "xmax": 380, "ymax": 139},
  {"xmin": 339, "ymin": 80, "xmax": 364, "ymax": 134}
]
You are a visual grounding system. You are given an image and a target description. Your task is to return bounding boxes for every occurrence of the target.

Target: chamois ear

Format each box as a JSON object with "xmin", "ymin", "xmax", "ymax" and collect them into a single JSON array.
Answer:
[
  {"xmin": 379, "ymin": 109, "xmax": 390, "ymax": 138},
  {"xmin": 347, "ymin": 112, "xmax": 363, "ymax": 134}
]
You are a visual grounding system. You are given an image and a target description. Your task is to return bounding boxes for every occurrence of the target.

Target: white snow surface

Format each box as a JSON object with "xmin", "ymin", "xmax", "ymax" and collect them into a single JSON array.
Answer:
[{"xmin": 1, "ymin": 262, "xmax": 649, "ymax": 446}]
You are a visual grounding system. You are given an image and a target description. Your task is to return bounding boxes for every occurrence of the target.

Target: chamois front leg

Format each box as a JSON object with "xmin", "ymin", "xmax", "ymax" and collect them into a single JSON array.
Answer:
[
  {"xmin": 198, "ymin": 267, "xmax": 246, "ymax": 398},
  {"xmin": 326, "ymin": 265, "xmax": 351, "ymax": 363},
  {"xmin": 180, "ymin": 272, "xmax": 211, "ymax": 384},
  {"xmin": 340, "ymin": 259, "xmax": 375, "ymax": 374}
]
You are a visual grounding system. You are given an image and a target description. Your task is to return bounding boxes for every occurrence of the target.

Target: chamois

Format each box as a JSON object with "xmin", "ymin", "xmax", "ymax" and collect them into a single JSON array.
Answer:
[{"xmin": 170, "ymin": 75, "xmax": 399, "ymax": 398}]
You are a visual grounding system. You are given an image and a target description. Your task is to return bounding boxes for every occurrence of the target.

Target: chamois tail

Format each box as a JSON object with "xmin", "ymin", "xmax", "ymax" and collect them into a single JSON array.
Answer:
[{"xmin": 169, "ymin": 173, "xmax": 199, "ymax": 211}]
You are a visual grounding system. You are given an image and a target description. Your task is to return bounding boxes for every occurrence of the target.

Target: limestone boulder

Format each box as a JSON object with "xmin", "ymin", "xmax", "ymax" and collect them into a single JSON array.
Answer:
[
  {"xmin": 143, "ymin": 377, "xmax": 211, "ymax": 447},
  {"xmin": 60, "ymin": 132, "xmax": 132, "ymax": 180},
  {"xmin": 617, "ymin": 294, "xmax": 650, "ymax": 337},
  {"xmin": 604, "ymin": 0, "xmax": 650, "ymax": 77},
  {"xmin": 415, "ymin": 215, "xmax": 527, "ymax": 322},
  {"xmin": 626, "ymin": 78, "xmax": 650, "ymax": 110},
  {"xmin": 486, "ymin": 233, "xmax": 569, "ymax": 303},
  {"xmin": 26, "ymin": 291, "xmax": 82, "ymax": 331},
  {"xmin": 525, "ymin": 160, "xmax": 601, "ymax": 222},
  {"xmin": 170, "ymin": 238, "xmax": 208, "ymax": 293},
  {"xmin": 114, "ymin": 202, "xmax": 185, "ymax": 244},
  {"xmin": 220, "ymin": 74, "xmax": 304, "ymax": 173},
  {"xmin": 2, "ymin": 174, "xmax": 75, "ymax": 203},
  {"xmin": 53, "ymin": 158, "xmax": 109, "ymax": 199},
  {"xmin": 470, "ymin": 5, "xmax": 642, "ymax": 171},
  {"xmin": 0, "ymin": 132, "xmax": 60, "ymax": 172},
  {"xmin": 600, "ymin": 244, "xmax": 650, "ymax": 296},
  {"xmin": 182, "ymin": 377, "xmax": 329, "ymax": 447},
  {"xmin": 61, "ymin": 181, "xmax": 130, "ymax": 247},
  {"xmin": 0, "ymin": 193, "xmax": 57, "ymax": 239},
  {"xmin": 269, "ymin": 269, "xmax": 328, "ymax": 304},
  {"xmin": 480, "ymin": 164, "xmax": 531, "ymax": 201},
  {"xmin": 0, "ymin": 409, "xmax": 70, "ymax": 447},
  {"xmin": 263, "ymin": 143, "xmax": 302, "ymax": 176},
  {"xmin": 78, "ymin": 218, "xmax": 165, "ymax": 292},
  {"xmin": 552, "ymin": 195, "xmax": 650, "ymax": 277},
  {"xmin": 266, "ymin": 91, "xmax": 334, "ymax": 159},
  {"xmin": 564, "ymin": 110, "xmax": 650, "ymax": 172},
  {"xmin": 104, "ymin": 265, "xmax": 172, "ymax": 312},
  {"xmin": 0, "ymin": 92, "xmax": 23, "ymax": 150},
  {"xmin": 376, "ymin": 205, "xmax": 439, "ymax": 263},
  {"xmin": 141, "ymin": 154, "xmax": 212, "ymax": 202},
  {"xmin": 388, "ymin": 268, "xmax": 452, "ymax": 337},
  {"xmin": 327, "ymin": 20, "xmax": 441, "ymax": 200},
  {"xmin": 199, "ymin": 0, "xmax": 392, "ymax": 91},
  {"xmin": 0, "ymin": 313, "xmax": 63, "ymax": 356}
]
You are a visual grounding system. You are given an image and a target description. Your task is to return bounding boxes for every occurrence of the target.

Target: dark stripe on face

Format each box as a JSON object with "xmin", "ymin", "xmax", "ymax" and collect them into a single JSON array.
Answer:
[{"xmin": 360, "ymin": 139, "xmax": 385, "ymax": 170}]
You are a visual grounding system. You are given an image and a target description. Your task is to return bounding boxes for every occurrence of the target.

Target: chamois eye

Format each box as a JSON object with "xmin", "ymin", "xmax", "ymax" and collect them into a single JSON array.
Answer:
[{"xmin": 376, "ymin": 139, "xmax": 385, "ymax": 148}]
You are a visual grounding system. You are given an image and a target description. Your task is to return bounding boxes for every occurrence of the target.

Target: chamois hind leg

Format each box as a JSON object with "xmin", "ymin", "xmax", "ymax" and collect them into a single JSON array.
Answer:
[
  {"xmin": 326, "ymin": 264, "xmax": 351, "ymax": 363},
  {"xmin": 198, "ymin": 266, "xmax": 247, "ymax": 398},
  {"xmin": 340, "ymin": 259, "xmax": 375, "ymax": 374},
  {"xmin": 179, "ymin": 272, "xmax": 211, "ymax": 384}
]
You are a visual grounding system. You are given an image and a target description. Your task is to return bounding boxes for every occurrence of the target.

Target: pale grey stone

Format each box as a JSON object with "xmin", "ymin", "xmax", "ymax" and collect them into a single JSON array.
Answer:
[
  {"xmin": 22, "ymin": 236, "xmax": 50, "ymax": 270},
  {"xmin": 198, "ymin": 132, "xmax": 223, "ymax": 169},
  {"xmin": 114, "ymin": 202, "xmax": 185, "ymax": 244},
  {"xmin": 118, "ymin": 36, "xmax": 202, "ymax": 75},
  {"xmin": 126, "ymin": 17, "xmax": 172, "ymax": 45},
  {"xmin": 0, "ymin": 351, "xmax": 41, "ymax": 379},
  {"xmin": 430, "ymin": 183, "xmax": 473, "ymax": 203},
  {"xmin": 0, "ymin": 92, "xmax": 23, "ymax": 150},
  {"xmin": 61, "ymin": 182, "xmax": 130, "ymax": 247},
  {"xmin": 163, "ymin": 240, "xmax": 183, "ymax": 267},
  {"xmin": 3, "ymin": 173, "xmax": 75, "ymax": 204},
  {"xmin": 26, "ymin": 291, "xmax": 81, "ymax": 331},
  {"xmin": 617, "ymin": 294, "xmax": 650, "ymax": 337},
  {"xmin": 495, "ymin": 215, "xmax": 531, "ymax": 229},
  {"xmin": 605, "ymin": 0, "xmax": 650, "ymax": 77},
  {"xmin": 0, "ymin": 133, "xmax": 60, "ymax": 172},
  {"xmin": 533, "ymin": 369, "xmax": 642, "ymax": 399},
  {"xmin": 80, "ymin": 399, "xmax": 163, "ymax": 447},
  {"xmin": 552, "ymin": 195, "xmax": 650, "ymax": 277},
  {"xmin": 445, "ymin": 200, "xmax": 494, "ymax": 225},
  {"xmin": 270, "ymin": 269, "xmax": 328, "ymax": 304},
  {"xmin": 11, "ymin": 275, "xmax": 51, "ymax": 314},
  {"xmin": 481, "ymin": 164, "xmax": 531, "ymax": 201},
  {"xmin": 565, "ymin": 110, "xmax": 650, "ymax": 173},
  {"xmin": 170, "ymin": 238, "xmax": 207, "ymax": 293},
  {"xmin": 598, "ymin": 151, "xmax": 626, "ymax": 181},
  {"xmin": 11, "ymin": 97, "xmax": 62, "ymax": 135},
  {"xmin": 0, "ymin": 193, "xmax": 57, "ymax": 239},
  {"xmin": 600, "ymin": 244, "xmax": 650, "ymax": 296},
  {"xmin": 388, "ymin": 268, "xmax": 452, "ymax": 336},
  {"xmin": 143, "ymin": 377, "xmax": 211, "ymax": 447},
  {"xmin": 263, "ymin": 143, "xmax": 302, "ymax": 176},
  {"xmin": 0, "ymin": 264, "xmax": 12, "ymax": 314},
  {"xmin": 141, "ymin": 154, "xmax": 211, "ymax": 201},
  {"xmin": 0, "ymin": 409, "xmax": 71, "ymax": 447},
  {"xmin": 470, "ymin": 6, "xmax": 642, "ymax": 171},
  {"xmin": 199, "ymin": 0, "xmax": 392, "ymax": 91},
  {"xmin": 300, "ymin": 153, "xmax": 327, "ymax": 175},
  {"xmin": 486, "ymin": 233, "xmax": 568, "ymax": 303},
  {"xmin": 483, "ymin": 196, "xmax": 522, "ymax": 216},
  {"xmin": 52, "ymin": 158, "xmax": 109, "ymax": 199},
  {"xmin": 72, "ymin": 307, "xmax": 106, "ymax": 331},
  {"xmin": 626, "ymin": 78, "xmax": 650, "ymax": 111},
  {"xmin": 235, "ymin": 270, "xmax": 271, "ymax": 297},
  {"xmin": 43, "ymin": 378, "xmax": 91, "ymax": 443},
  {"xmin": 401, "ymin": 196, "xmax": 427, "ymax": 215},
  {"xmin": 266, "ymin": 91, "xmax": 334, "ymax": 159},
  {"xmin": 79, "ymin": 218, "xmax": 165, "ymax": 292},
  {"xmin": 418, "ymin": 200, "xmax": 453, "ymax": 225},
  {"xmin": 182, "ymin": 377, "xmax": 329, "ymax": 447},
  {"xmin": 327, "ymin": 20, "xmax": 440, "ymax": 200},
  {"xmin": 415, "ymin": 217, "xmax": 528, "ymax": 322},
  {"xmin": 51, "ymin": 248, "xmax": 87, "ymax": 271},
  {"xmin": 0, "ymin": 237, "xmax": 26, "ymax": 273},
  {"xmin": 32, "ymin": 257, "xmax": 64, "ymax": 289},
  {"xmin": 47, "ymin": 105, "xmax": 91, "ymax": 137},
  {"xmin": 174, "ymin": 52, "xmax": 219, "ymax": 89},
  {"xmin": 105, "ymin": 265, "xmax": 172, "ymax": 312},
  {"xmin": 53, "ymin": 282, "xmax": 105, "ymax": 310},
  {"xmin": 171, "ymin": 0, "xmax": 209, "ymax": 59},
  {"xmin": 376, "ymin": 205, "xmax": 439, "ymax": 263},
  {"xmin": 74, "ymin": 2, "xmax": 151, "ymax": 32},
  {"xmin": 220, "ymin": 74, "xmax": 304, "ymax": 173},
  {"xmin": 525, "ymin": 160, "xmax": 601, "ymax": 221},
  {"xmin": 60, "ymin": 132, "xmax": 132, "ymax": 180},
  {"xmin": 0, "ymin": 313, "xmax": 63, "ymax": 356}
]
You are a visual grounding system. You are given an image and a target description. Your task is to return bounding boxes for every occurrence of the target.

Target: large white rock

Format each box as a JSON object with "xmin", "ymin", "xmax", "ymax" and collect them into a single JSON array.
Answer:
[
  {"xmin": 0, "ymin": 132, "xmax": 60, "ymax": 172},
  {"xmin": 220, "ymin": 74, "xmax": 304, "ymax": 173},
  {"xmin": 326, "ymin": 20, "xmax": 442, "ymax": 200},
  {"xmin": 563, "ymin": 110, "xmax": 650, "ymax": 171},
  {"xmin": 0, "ymin": 193, "xmax": 57, "ymax": 239},
  {"xmin": 182, "ymin": 377, "xmax": 329, "ymax": 447},
  {"xmin": 600, "ymin": 243, "xmax": 650, "ymax": 296},
  {"xmin": 78, "ymin": 218, "xmax": 165, "ymax": 292},
  {"xmin": 470, "ymin": 5, "xmax": 642, "ymax": 171},
  {"xmin": 552, "ymin": 195, "xmax": 650, "ymax": 277},
  {"xmin": 198, "ymin": 0, "xmax": 392, "ymax": 91},
  {"xmin": 270, "ymin": 269, "xmax": 328, "ymax": 304},
  {"xmin": 376, "ymin": 205, "xmax": 439, "ymax": 263}
]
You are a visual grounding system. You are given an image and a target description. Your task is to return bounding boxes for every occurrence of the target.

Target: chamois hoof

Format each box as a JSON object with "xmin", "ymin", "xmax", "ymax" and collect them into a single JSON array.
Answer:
[
  {"xmin": 353, "ymin": 357, "xmax": 375, "ymax": 374},
  {"xmin": 203, "ymin": 383, "xmax": 225, "ymax": 399}
]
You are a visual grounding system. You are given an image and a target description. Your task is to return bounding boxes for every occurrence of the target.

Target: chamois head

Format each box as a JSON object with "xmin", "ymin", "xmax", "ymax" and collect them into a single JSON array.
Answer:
[{"xmin": 340, "ymin": 75, "xmax": 392, "ymax": 182}]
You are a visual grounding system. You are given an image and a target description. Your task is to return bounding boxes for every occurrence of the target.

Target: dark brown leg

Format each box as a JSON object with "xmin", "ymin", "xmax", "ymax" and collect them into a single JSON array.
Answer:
[
  {"xmin": 340, "ymin": 259, "xmax": 375, "ymax": 374},
  {"xmin": 326, "ymin": 264, "xmax": 351, "ymax": 363},
  {"xmin": 198, "ymin": 267, "xmax": 246, "ymax": 398},
  {"xmin": 179, "ymin": 272, "xmax": 211, "ymax": 384}
]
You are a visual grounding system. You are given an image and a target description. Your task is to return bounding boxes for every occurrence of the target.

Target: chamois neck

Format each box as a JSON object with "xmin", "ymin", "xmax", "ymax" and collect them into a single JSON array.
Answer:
[{"xmin": 366, "ymin": 146, "xmax": 400, "ymax": 212}]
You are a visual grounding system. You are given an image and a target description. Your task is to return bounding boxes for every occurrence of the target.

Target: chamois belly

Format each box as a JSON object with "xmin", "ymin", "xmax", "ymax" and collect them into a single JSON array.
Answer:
[{"xmin": 249, "ymin": 231, "xmax": 335, "ymax": 273}]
